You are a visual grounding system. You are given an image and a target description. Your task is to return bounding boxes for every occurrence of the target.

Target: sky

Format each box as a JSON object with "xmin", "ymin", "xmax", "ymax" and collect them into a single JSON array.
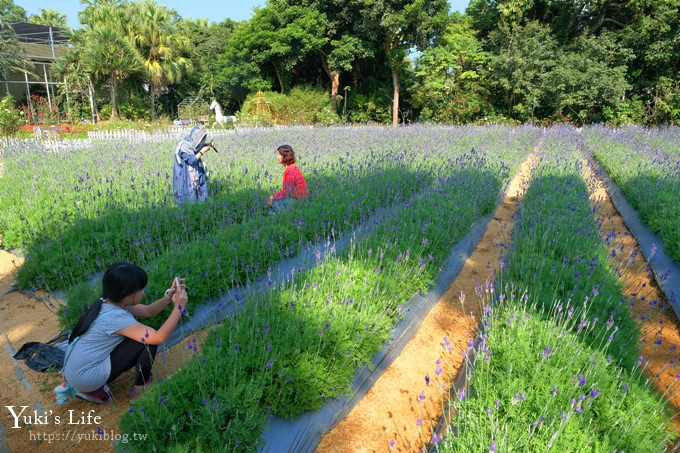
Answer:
[{"xmin": 16, "ymin": 0, "xmax": 471, "ymax": 29}]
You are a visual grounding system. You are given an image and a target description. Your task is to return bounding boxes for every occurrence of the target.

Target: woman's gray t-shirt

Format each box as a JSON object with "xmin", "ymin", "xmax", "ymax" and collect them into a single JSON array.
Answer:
[{"xmin": 63, "ymin": 303, "xmax": 137, "ymax": 392}]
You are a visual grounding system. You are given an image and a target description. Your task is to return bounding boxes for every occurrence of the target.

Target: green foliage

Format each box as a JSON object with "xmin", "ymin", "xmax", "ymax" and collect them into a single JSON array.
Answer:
[
  {"xmin": 0, "ymin": 14, "xmax": 34, "ymax": 80},
  {"xmin": 238, "ymin": 86, "xmax": 340, "ymax": 126},
  {"xmin": 545, "ymin": 33, "xmax": 632, "ymax": 125},
  {"xmin": 28, "ymin": 8, "xmax": 68, "ymax": 28},
  {"xmin": 0, "ymin": 95, "xmax": 23, "ymax": 136},
  {"xmin": 466, "ymin": 0, "xmax": 679, "ymax": 125},
  {"xmin": 81, "ymin": 23, "xmax": 144, "ymax": 120},
  {"xmin": 438, "ymin": 297, "xmax": 674, "ymax": 452},
  {"xmin": 98, "ymin": 104, "xmax": 112, "ymax": 120},
  {"xmin": 487, "ymin": 21, "xmax": 558, "ymax": 122},
  {"xmin": 118, "ymin": 98, "xmax": 151, "ymax": 121},
  {"xmin": 0, "ymin": 0, "xmax": 27, "ymax": 22},
  {"xmin": 347, "ymin": 92, "xmax": 392, "ymax": 124},
  {"xmin": 412, "ymin": 15, "xmax": 491, "ymax": 123},
  {"xmin": 25, "ymin": 0, "xmax": 677, "ymax": 125},
  {"xmin": 645, "ymin": 76, "xmax": 680, "ymax": 125},
  {"xmin": 602, "ymin": 96, "xmax": 646, "ymax": 126}
]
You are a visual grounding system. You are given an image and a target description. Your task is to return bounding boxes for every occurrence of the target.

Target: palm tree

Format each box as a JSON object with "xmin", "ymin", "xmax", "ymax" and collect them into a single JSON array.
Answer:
[
  {"xmin": 77, "ymin": 0, "xmax": 124, "ymax": 27},
  {"xmin": 127, "ymin": 0, "xmax": 193, "ymax": 119},
  {"xmin": 28, "ymin": 8, "xmax": 68, "ymax": 29},
  {"xmin": 81, "ymin": 24, "xmax": 143, "ymax": 120}
]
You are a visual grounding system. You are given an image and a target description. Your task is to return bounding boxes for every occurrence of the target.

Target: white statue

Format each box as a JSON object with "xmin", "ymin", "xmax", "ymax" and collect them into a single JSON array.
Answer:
[{"xmin": 210, "ymin": 100, "xmax": 237, "ymax": 128}]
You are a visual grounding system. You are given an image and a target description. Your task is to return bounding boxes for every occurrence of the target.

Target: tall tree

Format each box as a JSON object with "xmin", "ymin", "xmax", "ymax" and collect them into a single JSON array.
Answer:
[
  {"xmin": 268, "ymin": 0, "xmax": 372, "ymax": 111},
  {"xmin": 547, "ymin": 33, "xmax": 632, "ymax": 124},
  {"xmin": 487, "ymin": 20, "xmax": 557, "ymax": 122},
  {"xmin": 51, "ymin": 28, "xmax": 97, "ymax": 121},
  {"xmin": 174, "ymin": 18, "xmax": 238, "ymax": 108},
  {"xmin": 28, "ymin": 8, "xmax": 68, "ymax": 29},
  {"xmin": 412, "ymin": 14, "xmax": 490, "ymax": 123},
  {"xmin": 55, "ymin": 2, "xmax": 141, "ymax": 122},
  {"xmin": 81, "ymin": 25, "xmax": 144, "ymax": 119},
  {"xmin": 127, "ymin": 0, "xmax": 193, "ymax": 119},
  {"xmin": 355, "ymin": 0, "xmax": 449, "ymax": 126},
  {"xmin": 239, "ymin": 5, "xmax": 327, "ymax": 94},
  {"xmin": 614, "ymin": 0, "xmax": 679, "ymax": 124},
  {"xmin": 78, "ymin": 0, "xmax": 126, "ymax": 27}
]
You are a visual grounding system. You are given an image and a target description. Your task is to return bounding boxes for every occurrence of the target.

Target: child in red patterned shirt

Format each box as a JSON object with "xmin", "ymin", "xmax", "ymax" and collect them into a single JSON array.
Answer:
[{"xmin": 268, "ymin": 144, "xmax": 308, "ymax": 210}]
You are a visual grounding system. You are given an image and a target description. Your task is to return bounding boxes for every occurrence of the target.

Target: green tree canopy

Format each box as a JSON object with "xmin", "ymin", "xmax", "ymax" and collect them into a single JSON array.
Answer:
[
  {"xmin": 0, "ymin": 0, "xmax": 26, "ymax": 22},
  {"xmin": 412, "ymin": 13, "xmax": 490, "ymax": 123},
  {"xmin": 28, "ymin": 8, "xmax": 68, "ymax": 29},
  {"xmin": 0, "ymin": 16, "xmax": 33, "ymax": 80},
  {"xmin": 127, "ymin": 0, "xmax": 193, "ymax": 119},
  {"xmin": 354, "ymin": 0, "xmax": 449, "ymax": 126}
]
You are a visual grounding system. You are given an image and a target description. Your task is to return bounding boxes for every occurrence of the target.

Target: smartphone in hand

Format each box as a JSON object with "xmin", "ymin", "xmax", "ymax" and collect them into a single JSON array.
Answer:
[{"xmin": 175, "ymin": 277, "xmax": 181, "ymax": 292}]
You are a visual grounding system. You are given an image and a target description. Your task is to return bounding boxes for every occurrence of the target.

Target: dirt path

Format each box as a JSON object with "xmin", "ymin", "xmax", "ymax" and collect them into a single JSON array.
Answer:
[
  {"xmin": 584, "ymin": 160, "xmax": 680, "ymax": 441},
  {"xmin": 317, "ymin": 151, "xmax": 538, "ymax": 452}
]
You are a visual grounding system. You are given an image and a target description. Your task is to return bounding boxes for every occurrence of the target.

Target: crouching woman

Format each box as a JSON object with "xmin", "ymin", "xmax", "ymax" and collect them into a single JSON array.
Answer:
[
  {"xmin": 61, "ymin": 262, "xmax": 188, "ymax": 403},
  {"xmin": 267, "ymin": 144, "xmax": 309, "ymax": 212}
]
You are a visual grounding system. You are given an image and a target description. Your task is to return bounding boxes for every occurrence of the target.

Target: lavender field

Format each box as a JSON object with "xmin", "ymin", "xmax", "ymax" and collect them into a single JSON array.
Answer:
[{"xmin": 1, "ymin": 124, "xmax": 678, "ymax": 451}]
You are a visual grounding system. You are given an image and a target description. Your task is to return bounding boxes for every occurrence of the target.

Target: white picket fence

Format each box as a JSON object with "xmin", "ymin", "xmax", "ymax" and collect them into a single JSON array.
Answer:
[
  {"xmin": 0, "ymin": 136, "xmax": 93, "ymax": 156},
  {"xmin": 1, "ymin": 125, "xmax": 316, "ymax": 156},
  {"xmin": 87, "ymin": 127, "xmax": 240, "ymax": 142}
]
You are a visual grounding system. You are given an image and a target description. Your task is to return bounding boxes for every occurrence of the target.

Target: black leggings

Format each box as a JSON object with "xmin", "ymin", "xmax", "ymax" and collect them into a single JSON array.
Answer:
[{"xmin": 107, "ymin": 337, "xmax": 157, "ymax": 386}]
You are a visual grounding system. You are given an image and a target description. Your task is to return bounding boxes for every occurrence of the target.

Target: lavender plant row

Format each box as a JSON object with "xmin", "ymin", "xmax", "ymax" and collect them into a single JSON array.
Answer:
[
  {"xmin": 437, "ymin": 126, "xmax": 673, "ymax": 451},
  {"xmin": 583, "ymin": 125, "xmax": 680, "ymax": 264},
  {"xmin": 117, "ymin": 135, "xmax": 536, "ymax": 450},
  {"xmin": 12, "ymin": 128, "xmax": 431, "ymax": 290},
  {"xmin": 3, "ymin": 127, "xmax": 496, "ymax": 291},
  {"xmin": 38, "ymin": 125, "xmax": 532, "ymax": 328}
]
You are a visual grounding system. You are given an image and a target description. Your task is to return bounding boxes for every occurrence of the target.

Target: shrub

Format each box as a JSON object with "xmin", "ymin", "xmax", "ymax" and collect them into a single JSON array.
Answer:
[
  {"xmin": 119, "ymin": 99, "xmax": 151, "ymax": 121},
  {"xmin": 238, "ymin": 86, "xmax": 341, "ymax": 126},
  {"xmin": 0, "ymin": 95, "xmax": 24, "ymax": 136},
  {"xmin": 98, "ymin": 104, "xmax": 112, "ymax": 119},
  {"xmin": 347, "ymin": 93, "xmax": 392, "ymax": 124}
]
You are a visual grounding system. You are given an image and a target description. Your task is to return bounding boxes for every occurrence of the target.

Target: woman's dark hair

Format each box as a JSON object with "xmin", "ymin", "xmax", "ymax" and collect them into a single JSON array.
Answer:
[
  {"xmin": 277, "ymin": 144, "xmax": 296, "ymax": 165},
  {"xmin": 69, "ymin": 262, "xmax": 148, "ymax": 343}
]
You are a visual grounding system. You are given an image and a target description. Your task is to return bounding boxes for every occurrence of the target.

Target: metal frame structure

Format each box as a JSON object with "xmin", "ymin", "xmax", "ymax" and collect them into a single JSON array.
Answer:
[{"xmin": 0, "ymin": 22, "xmax": 68, "ymax": 105}]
